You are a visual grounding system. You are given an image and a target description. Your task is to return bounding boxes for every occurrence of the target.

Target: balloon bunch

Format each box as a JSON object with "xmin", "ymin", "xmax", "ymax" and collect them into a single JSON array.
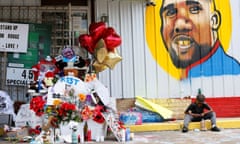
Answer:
[{"xmin": 79, "ymin": 22, "xmax": 122, "ymax": 73}]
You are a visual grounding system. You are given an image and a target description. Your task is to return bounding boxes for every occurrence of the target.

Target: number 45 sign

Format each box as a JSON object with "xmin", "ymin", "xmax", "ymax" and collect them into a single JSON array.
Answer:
[{"xmin": 6, "ymin": 67, "xmax": 34, "ymax": 86}]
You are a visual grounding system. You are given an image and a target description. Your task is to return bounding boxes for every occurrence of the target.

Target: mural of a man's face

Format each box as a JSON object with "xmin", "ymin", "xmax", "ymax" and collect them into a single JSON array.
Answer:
[{"xmin": 160, "ymin": 0, "xmax": 220, "ymax": 68}]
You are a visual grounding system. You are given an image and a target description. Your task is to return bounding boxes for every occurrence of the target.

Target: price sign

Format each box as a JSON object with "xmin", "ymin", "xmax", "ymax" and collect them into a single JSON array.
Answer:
[{"xmin": 6, "ymin": 67, "xmax": 34, "ymax": 86}]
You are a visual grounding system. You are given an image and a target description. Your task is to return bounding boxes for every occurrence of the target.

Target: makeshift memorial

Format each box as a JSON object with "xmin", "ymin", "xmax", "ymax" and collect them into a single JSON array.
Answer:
[{"xmin": 24, "ymin": 22, "xmax": 125, "ymax": 143}]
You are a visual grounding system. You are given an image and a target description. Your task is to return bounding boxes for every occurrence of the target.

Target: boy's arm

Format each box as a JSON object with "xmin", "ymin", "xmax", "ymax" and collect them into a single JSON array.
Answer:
[{"xmin": 184, "ymin": 104, "xmax": 201, "ymax": 117}]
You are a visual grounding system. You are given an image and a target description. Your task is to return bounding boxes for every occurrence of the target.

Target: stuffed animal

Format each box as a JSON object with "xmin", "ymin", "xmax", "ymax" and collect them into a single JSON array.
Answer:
[{"xmin": 55, "ymin": 46, "xmax": 89, "ymax": 77}]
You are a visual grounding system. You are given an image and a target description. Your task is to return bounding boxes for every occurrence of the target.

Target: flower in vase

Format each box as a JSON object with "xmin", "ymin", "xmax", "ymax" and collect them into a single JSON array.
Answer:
[
  {"xmin": 78, "ymin": 93, "xmax": 86, "ymax": 102},
  {"xmin": 53, "ymin": 99, "xmax": 62, "ymax": 106},
  {"xmin": 30, "ymin": 96, "xmax": 46, "ymax": 117},
  {"xmin": 92, "ymin": 105, "xmax": 105, "ymax": 124},
  {"xmin": 29, "ymin": 125, "xmax": 41, "ymax": 136},
  {"xmin": 49, "ymin": 116, "xmax": 59, "ymax": 128},
  {"xmin": 84, "ymin": 73, "xmax": 97, "ymax": 82},
  {"xmin": 56, "ymin": 102, "xmax": 81, "ymax": 123},
  {"xmin": 81, "ymin": 105, "xmax": 93, "ymax": 120}
]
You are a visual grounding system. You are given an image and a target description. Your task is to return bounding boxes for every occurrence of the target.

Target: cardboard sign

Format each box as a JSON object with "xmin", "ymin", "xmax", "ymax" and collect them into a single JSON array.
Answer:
[
  {"xmin": 6, "ymin": 127, "xmax": 29, "ymax": 139},
  {"xmin": 15, "ymin": 104, "xmax": 43, "ymax": 128},
  {"xmin": 102, "ymin": 111, "xmax": 125, "ymax": 142},
  {"xmin": 0, "ymin": 91, "xmax": 16, "ymax": 121},
  {"xmin": 47, "ymin": 76, "xmax": 89, "ymax": 105},
  {"xmin": 0, "ymin": 22, "xmax": 28, "ymax": 53},
  {"xmin": 53, "ymin": 76, "xmax": 89, "ymax": 95}
]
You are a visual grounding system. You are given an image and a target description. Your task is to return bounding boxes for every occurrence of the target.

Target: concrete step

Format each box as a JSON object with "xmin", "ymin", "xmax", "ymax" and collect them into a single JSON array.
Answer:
[{"xmin": 125, "ymin": 118, "xmax": 240, "ymax": 132}]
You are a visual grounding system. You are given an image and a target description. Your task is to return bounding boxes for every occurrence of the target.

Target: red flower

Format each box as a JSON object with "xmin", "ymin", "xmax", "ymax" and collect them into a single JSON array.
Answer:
[
  {"xmin": 29, "ymin": 125, "xmax": 41, "ymax": 135},
  {"xmin": 57, "ymin": 102, "xmax": 76, "ymax": 116},
  {"xmin": 30, "ymin": 96, "xmax": 46, "ymax": 116},
  {"xmin": 81, "ymin": 106, "xmax": 93, "ymax": 120},
  {"xmin": 55, "ymin": 102, "xmax": 78, "ymax": 123}
]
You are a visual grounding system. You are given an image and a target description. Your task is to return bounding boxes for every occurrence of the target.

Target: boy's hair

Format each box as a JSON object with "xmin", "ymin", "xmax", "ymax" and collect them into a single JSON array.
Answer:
[{"xmin": 196, "ymin": 94, "xmax": 205, "ymax": 103}]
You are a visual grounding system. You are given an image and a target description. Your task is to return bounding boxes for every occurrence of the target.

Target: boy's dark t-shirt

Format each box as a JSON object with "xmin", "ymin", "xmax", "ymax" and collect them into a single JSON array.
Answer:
[{"xmin": 185, "ymin": 102, "xmax": 211, "ymax": 114}]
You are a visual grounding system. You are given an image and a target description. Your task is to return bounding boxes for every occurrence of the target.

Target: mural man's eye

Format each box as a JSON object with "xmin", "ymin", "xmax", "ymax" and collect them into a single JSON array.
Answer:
[
  {"xmin": 189, "ymin": 6, "xmax": 202, "ymax": 14},
  {"xmin": 166, "ymin": 9, "xmax": 177, "ymax": 17}
]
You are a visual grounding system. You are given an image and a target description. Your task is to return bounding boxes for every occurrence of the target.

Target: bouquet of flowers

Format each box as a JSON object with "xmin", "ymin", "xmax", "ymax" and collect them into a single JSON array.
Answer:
[
  {"xmin": 30, "ymin": 90, "xmax": 105, "ymax": 129},
  {"xmin": 30, "ymin": 96, "xmax": 46, "ymax": 117}
]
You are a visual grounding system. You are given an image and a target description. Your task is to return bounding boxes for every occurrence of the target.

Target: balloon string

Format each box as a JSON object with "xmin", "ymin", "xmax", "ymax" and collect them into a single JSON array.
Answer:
[{"xmin": 88, "ymin": 54, "xmax": 95, "ymax": 73}]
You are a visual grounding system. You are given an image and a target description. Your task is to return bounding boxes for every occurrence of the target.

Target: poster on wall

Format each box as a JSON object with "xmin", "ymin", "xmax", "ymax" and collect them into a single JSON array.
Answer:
[
  {"xmin": 0, "ymin": 22, "xmax": 29, "ymax": 53},
  {"xmin": 6, "ymin": 23, "xmax": 52, "ymax": 86}
]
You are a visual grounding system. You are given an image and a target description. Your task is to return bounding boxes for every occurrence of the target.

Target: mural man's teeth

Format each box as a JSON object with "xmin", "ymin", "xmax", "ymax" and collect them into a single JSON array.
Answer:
[
  {"xmin": 184, "ymin": 40, "xmax": 190, "ymax": 45},
  {"xmin": 177, "ymin": 40, "xmax": 190, "ymax": 46},
  {"xmin": 178, "ymin": 41, "xmax": 184, "ymax": 45}
]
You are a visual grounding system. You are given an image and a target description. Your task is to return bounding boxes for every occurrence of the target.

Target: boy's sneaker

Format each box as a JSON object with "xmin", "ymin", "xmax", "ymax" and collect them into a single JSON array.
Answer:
[
  {"xmin": 182, "ymin": 127, "xmax": 188, "ymax": 133},
  {"xmin": 211, "ymin": 126, "xmax": 221, "ymax": 132}
]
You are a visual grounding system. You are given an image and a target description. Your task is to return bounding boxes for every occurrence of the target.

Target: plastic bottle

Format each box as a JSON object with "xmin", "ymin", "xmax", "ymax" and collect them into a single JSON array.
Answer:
[
  {"xmin": 72, "ymin": 126, "xmax": 78, "ymax": 144},
  {"xmin": 200, "ymin": 118, "xmax": 207, "ymax": 131},
  {"xmin": 121, "ymin": 128, "xmax": 126, "ymax": 142},
  {"xmin": 125, "ymin": 128, "xmax": 131, "ymax": 141},
  {"xmin": 87, "ymin": 130, "xmax": 91, "ymax": 141}
]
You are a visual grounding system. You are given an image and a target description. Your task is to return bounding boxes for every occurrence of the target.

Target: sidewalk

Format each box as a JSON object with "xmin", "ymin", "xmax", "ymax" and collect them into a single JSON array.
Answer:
[{"xmin": 128, "ymin": 128, "xmax": 240, "ymax": 144}]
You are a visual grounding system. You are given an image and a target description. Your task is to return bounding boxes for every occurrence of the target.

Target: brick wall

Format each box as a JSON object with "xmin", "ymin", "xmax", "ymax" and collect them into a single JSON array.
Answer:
[
  {"xmin": 192, "ymin": 97, "xmax": 240, "ymax": 117},
  {"xmin": 116, "ymin": 98, "xmax": 191, "ymax": 120}
]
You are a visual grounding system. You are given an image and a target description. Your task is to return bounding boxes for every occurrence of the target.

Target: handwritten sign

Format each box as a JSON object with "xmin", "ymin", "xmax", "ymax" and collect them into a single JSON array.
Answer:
[
  {"xmin": 102, "ymin": 111, "xmax": 125, "ymax": 142},
  {"xmin": 0, "ymin": 22, "xmax": 28, "ymax": 53},
  {"xmin": 15, "ymin": 104, "xmax": 43, "ymax": 128},
  {"xmin": 0, "ymin": 91, "xmax": 15, "ymax": 120}
]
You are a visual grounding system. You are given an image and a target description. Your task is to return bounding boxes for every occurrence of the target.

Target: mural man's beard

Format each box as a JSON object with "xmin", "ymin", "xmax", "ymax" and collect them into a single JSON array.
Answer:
[{"xmin": 169, "ymin": 44, "xmax": 212, "ymax": 69}]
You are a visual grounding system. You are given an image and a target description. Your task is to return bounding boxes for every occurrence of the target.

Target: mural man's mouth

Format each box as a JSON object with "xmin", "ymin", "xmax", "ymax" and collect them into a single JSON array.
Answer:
[{"xmin": 172, "ymin": 35, "xmax": 193, "ymax": 54}]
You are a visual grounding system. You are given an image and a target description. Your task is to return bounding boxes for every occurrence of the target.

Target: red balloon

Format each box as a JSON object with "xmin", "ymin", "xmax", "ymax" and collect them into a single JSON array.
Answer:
[
  {"xmin": 102, "ymin": 27, "xmax": 116, "ymax": 38},
  {"xmin": 79, "ymin": 34, "xmax": 94, "ymax": 54},
  {"xmin": 104, "ymin": 33, "xmax": 122, "ymax": 51},
  {"xmin": 89, "ymin": 22, "xmax": 106, "ymax": 42}
]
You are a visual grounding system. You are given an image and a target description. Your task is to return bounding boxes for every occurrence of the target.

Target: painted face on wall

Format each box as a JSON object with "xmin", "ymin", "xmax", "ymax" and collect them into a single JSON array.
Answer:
[{"xmin": 160, "ymin": 0, "xmax": 220, "ymax": 68}]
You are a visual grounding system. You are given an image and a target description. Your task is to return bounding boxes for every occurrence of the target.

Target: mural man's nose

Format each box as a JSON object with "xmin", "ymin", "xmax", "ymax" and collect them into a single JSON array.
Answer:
[{"xmin": 174, "ymin": 19, "xmax": 192, "ymax": 33}]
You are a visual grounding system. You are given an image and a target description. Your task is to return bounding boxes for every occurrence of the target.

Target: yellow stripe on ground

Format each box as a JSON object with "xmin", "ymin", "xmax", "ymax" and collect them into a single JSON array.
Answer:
[{"xmin": 125, "ymin": 118, "xmax": 240, "ymax": 132}]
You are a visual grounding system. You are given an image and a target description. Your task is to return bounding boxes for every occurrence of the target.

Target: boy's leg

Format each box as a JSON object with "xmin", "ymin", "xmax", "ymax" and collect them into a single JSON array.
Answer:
[
  {"xmin": 182, "ymin": 114, "xmax": 192, "ymax": 132},
  {"xmin": 204, "ymin": 112, "xmax": 220, "ymax": 131},
  {"xmin": 183, "ymin": 114, "xmax": 192, "ymax": 128},
  {"xmin": 204, "ymin": 112, "xmax": 216, "ymax": 126}
]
